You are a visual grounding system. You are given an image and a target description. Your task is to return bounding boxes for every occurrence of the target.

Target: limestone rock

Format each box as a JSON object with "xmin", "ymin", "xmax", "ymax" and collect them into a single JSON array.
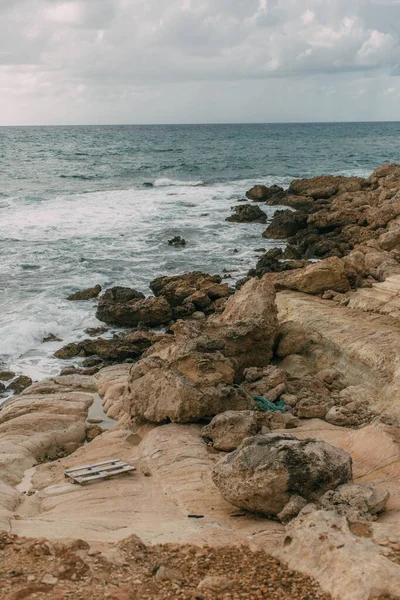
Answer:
[
  {"xmin": 288, "ymin": 175, "xmax": 365, "ymax": 199},
  {"xmin": 201, "ymin": 411, "xmax": 263, "ymax": 451},
  {"xmin": 212, "ymin": 433, "xmax": 352, "ymax": 516},
  {"xmin": 67, "ymin": 285, "xmax": 102, "ymax": 301},
  {"xmin": 273, "ymin": 257, "xmax": 350, "ymax": 295},
  {"xmin": 243, "ymin": 365, "xmax": 286, "ymax": 399},
  {"xmin": 275, "ymin": 321, "xmax": 309, "ymax": 358},
  {"xmin": 245, "ymin": 184, "xmax": 284, "ymax": 202},
  {"xmin": 318, "ymin": 482, "xmax": 389, "ymax": 521},
  {"xmin": 150, "ymin": 271, "xmax": 231, "ymax": 307},
  {"xmin": 226, "ymin": 204, "xmax": 267, "ymax": 223}
]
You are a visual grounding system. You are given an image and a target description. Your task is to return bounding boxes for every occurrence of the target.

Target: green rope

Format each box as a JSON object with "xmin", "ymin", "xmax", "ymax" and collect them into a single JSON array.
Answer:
[{"xmin": 253, "ymin": 396, "xmax": 286, "ymax": 413}]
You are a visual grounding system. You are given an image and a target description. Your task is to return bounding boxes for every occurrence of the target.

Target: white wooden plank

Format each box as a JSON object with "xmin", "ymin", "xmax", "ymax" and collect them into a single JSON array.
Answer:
[
  {"xmin": 66, "ymin": 462, "xmax": 125, "ymax": 478},
  {"xmin": 64, "ymin": 459, "xmax": 121, "ymax": 474}
]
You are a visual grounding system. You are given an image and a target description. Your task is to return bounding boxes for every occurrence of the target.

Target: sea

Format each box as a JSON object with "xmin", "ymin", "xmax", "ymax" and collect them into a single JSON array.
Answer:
[{"xmin": 1, "ymin": 121, "xmax": 400, "ymax": 382}]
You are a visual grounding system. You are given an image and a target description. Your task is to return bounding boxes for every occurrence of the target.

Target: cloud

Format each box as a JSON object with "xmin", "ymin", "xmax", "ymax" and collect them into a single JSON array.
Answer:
[{"xmin": 1, "ymin": 0, "xmax": 400, "ymax": 124}]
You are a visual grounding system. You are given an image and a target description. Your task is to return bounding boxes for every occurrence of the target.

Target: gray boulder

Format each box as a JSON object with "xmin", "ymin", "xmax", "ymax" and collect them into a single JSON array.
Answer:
[{"xmin": 212, "ymin": 433, "xmax": 352, "ymax": 516}]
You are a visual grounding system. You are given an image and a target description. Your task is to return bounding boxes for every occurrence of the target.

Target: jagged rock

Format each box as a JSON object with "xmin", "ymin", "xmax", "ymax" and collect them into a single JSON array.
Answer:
[
  {"xmin": 6, "ymin": 376, "xmax": 33, "ymax": 395},
  {"xmin": 212, "ymin": 433, "xmax": 352, "ymax": 516},
  {"xmin": 96, "ymin": 289, "xmax": 172, "ymax": 327},
  {"xmin": 288, "ymin": 175, "xmax": 365, "ymax": 199},
  {"xmin": 201, "ymin": 411, "xmax": 264, "ymax": 451},
  {"xmin": 67, "ymin": 285, "xmax": 102, "ymax": 301},
  {"xmin": 168, "ymin": 236, "xmax": 186, "ymax": 246},
  {"xmin": 55, "ymin": 331, "xmax": 168, "ymax": 361},
  {"xmin": 243, "ymin": 365, "xmax": 286, "ymax": 399},
  {"xmin": 84, "ymin": 326, "xmax": 108, "ymax": 337},
  {"xmin": 250, "ymin": 248, "xmax": 309, "ymax": 277},
  {"xmin": 264, "ymin": 412, "xmax": 300, "ymax": 430},
  {"xmin": 86, "ymin": 424, "xmax": 104, "ymax": 441},
  {"xmin": 273, "ymin": 257, "xmax": 350, "ymax": 295},
  {"xmin": 245, "ymin": 184, "xmax": 284, "ymax": 202},
  {"xmin": 325, "ymin": 403, "xmax": 373, "ymax": 427},
  {"xmin": 150, "ymin": 271, "xmax": 232, "ymax": 308},
  {"xmin": 226, "ymin": 204, "xmax": 267, "ymax": 223},
  {"xmin": 262, "ymin": 210, "xmax": 307, "ymax": 239}
]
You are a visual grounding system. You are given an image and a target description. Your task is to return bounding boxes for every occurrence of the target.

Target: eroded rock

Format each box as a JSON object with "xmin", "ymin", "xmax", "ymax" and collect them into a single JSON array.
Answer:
[{"xmin": 201, "ymin": 411, "xmax": 264, "ymax": 451}]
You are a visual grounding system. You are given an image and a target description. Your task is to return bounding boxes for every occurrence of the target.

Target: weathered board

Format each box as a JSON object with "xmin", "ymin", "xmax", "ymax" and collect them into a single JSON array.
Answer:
[{"xmin": 64, "ymin": 459, "xmax": 136, "ymax": 485}]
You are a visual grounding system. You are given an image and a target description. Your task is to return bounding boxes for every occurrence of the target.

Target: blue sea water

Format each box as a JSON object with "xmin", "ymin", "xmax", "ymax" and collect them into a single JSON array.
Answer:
[{"xmin": 1, "ymin": 122, "xmax": 399, "ymax": 380}]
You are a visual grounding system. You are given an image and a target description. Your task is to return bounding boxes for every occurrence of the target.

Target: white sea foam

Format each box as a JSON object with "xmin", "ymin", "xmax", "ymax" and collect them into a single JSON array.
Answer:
[
  {"xmin": 153, "ymin": 178, "xmax": 204, "ymax": 187},
  {"xmin": 0, "ymin": 178, "xmax": 283, "ymax": 380}
]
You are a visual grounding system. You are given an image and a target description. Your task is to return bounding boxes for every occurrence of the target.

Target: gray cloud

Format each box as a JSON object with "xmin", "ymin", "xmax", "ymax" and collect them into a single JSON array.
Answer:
[{"xmin": 1, "ymin": 0, "xmax": 400, "ymax": 124}]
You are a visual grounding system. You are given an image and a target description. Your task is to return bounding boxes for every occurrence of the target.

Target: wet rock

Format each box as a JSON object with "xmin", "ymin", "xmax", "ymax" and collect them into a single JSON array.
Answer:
[
  {"xmin": 84, "ymin": 326, "xmax": 108, "ymax": 337},
  {"xmin": 168, "ymin": 236, "xmax": 186, "ymax": 246},
  {"xmin": 42, "ymin": 334, "xmax": 62, "ymax": 343},
  {"xmin": 55, "ymin": 331, "xmax": 168, "ymax": 362},
  {"xmin": 201, "ymin": 410, "xmax": 264, "ymax": 451},
  {"xmin": 96, "ymin": 291, "xmax": 172, "ymax": 327},
  {"xmin": 0, "ymin": 371, "xmax": 15, "ymax": 381},
  {"xmin": 245, "ymin": 184, "xmax": 284, "ymax": 202},
  {"xmin": 7, "ymin": 376, "xmax": 33, "ymax": 394},
  {"xmin": 225, "ymin": 204, "xmax": 267, "ymax": 223},
  {"xmin": 67, "ymin": 285, "xmax": 102, "ymax": 301},
  {"xmin": 212, "ymin": 433, "xmax": 352, "ymax": 516},
  {"xmin": 0, "ymin": 382, "xmax": 5, "ymax": 394},
  {"xmin": 263, "ymin": 210, "xmax": 307, "ymax": 239}
]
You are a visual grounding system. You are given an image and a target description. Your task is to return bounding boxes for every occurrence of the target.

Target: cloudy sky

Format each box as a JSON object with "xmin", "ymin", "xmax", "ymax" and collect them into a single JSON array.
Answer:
[{"xmin": 1, "ymin": 0, "xmax": 400, "ymax": 125}]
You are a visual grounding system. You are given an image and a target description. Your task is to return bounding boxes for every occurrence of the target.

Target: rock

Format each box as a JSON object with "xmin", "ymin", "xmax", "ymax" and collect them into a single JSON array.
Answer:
[
  {"xmin": 41, "ymin": 574, "xmax": 58, "ymax": 585},
  {"xmin": 288, "ymin": 175, "xmax": 365, "ymax": 199},
  {"xmin": 7, "ymin": 376, "xmax": 33, "ymax": 395},
  {"xmin": 201, "ymin": 411, "xmax": 264, "ymax": 451},
  {"xmin": 277, "ymin": 495, "xmax": 308, "ymax": 523},
  {"xmin": 318, "ymin": 482, "xmax": 389, "ymax": 521},
  {"xmin": 245, "ymin": 184, "xmax": 284, "ymax": 202},
  {"xmin": 42, "ymin": 334, "xmax": 62, "ymax": 343},
  {"xmin": 273, "ymin": 510, "xmax": 400, "ymax": 600},
  {"xmin": 204, "ymin": 275, "xmax": 279, "ymax": 376},
  {"xmin": 168, "ymin": 236, "xmax": 186, "ymax": 246},
  {"xmin": 262, "ymin": 210, "xmax": 307, "ymax": 239},
  {"xmin": 84, "ymin": 326, "xmax": 108, "ymax": 337},
  {"xmin": 325, "ymin": 404, "xmax": 373, "ymax": 428},
  {"xmin": 0, "ymin": 382, "xmax": 5, "ymax": 393},
  {"xmin": 55, "ymin": 331, "xmax": 167, "ymax": 362},
  {"xmin": 226, "ymin": 204, "xmax": 267, "ymax": 223},
  {"xmin": 197, "ymin": 575, "xmax": 232, "ymax": 592},
  {"xmin": 264, "ymin": 412, "xmax": 300, "ymax": 430},
  {"xmin": 0, "ymin": 371, "xmax": 15, "ymax": 381},
  {"xmin": 212, "ymin": 433, "xmax": 352, "ymax": 516},
  {"xmin": 86, "ymin": 424, "xmax": 104, "ymax": 441},
  {"xmin": 243, "ymin": 365, "xmax": 286, "ymax": 399},
  {"xmin": 273, "ymin": 257, "xmax": 350, "ymax": 295},
  {"xmin": 150, "ymin": 271, "xmax": 231, "ymax": 308},
  {"xmin": 275, "ymin": 321, "xmax": 309, "ymax": 358},
  {"xmin": 96, "ymin": 292, "xmax": 172, "ymax": 327},
  {"xmin": 379, "ymin": 226, "xmax": 400, "ymax": 251},
  {"xmin": 67, "ymin": 285, "xmax": 102, "ymax": 301}
]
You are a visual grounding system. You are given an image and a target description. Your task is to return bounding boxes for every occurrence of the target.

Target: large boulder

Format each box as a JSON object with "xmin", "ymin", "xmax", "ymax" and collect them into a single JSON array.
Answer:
[
  {"xmin": 273, "ymin": 257, "xmax": 350, "ymax": 295},
  {"xmin": 204, "ymin": 276, "xmax": 279, "ymax": 375},
  {"xmin": 262, "ymin": 210, "xmax": 307, "ymax": 239},
  {"xmin": 288, "ymin": 176, "xmax": 365, "ymax": 199},
  {"xmin": 96, "ymin": 286, "xmax": 172, "ymax": 327},
  {"xmin": 226, "ymin": 204, "xmax": 267, "ymax": 223},
  {"xmin": 212, "ymin": 433, "xmax": 352, "ymax": 516},
  {"xmin": 201, "ymin": 411, "xmax": 264, "ymax": 451},
  {"xmin": 67, "ymin": 285, "xmax": 102, "ymax": 301}
]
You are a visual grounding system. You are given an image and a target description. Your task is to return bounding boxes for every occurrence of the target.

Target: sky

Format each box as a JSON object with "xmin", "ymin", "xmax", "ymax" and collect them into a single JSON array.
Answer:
[{"xmin": 1, "ymin": 0, "xmax": 400, "ymax": 125}]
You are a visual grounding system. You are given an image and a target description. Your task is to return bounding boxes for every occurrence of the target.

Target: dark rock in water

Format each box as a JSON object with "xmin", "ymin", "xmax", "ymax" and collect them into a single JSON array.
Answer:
[
  {"xmin": 263, "ymin": 210, "xmax": 308, "ymax": 239},
  {"xmin": 254, "ymin": 248, "xmax": 266, "ymax": 252},
  {"xmin": 96, "ymin": 289, "xmax": 171, "ymax": 327},
  {"xmin": 246, "ymin": 184, "xmax": 285, "ymax": 202},
  {"xmin": 7, "ymin": 376, "xmax": 33, "ymax": 394},
  {"xmin": 0, "ymin": 382, "xmax": 5, "ymax": 393},
  {"xmin": 0, "ymin": 370, "xmax": 16, "ymax": 381},
  {"xmin": 226, "ymin": 204, "xmax": 267, "ymax": 223},
  {"xmin": 67, "ymin": 284, "xmax": 102, "ymax": 301},
  {"xmin": 82, "ymin": 357, "xmax": 104, "ymax": 368},
  {"xmin": 55, "ymin": 330, "xmax": 169, "ymax": 361},
  {"xmin": 42, "ymin": 334, "xmax": 62, "ymax": 343},
  {"xmin": 143, "ymin": 182, "xmax": 154, "ymax": 188},
  {"xmin": 84, "ymin": 326, "xmax": 108, "ymax": 337},
  {"xmin": 168, "ymin": 236, "xmax": 186, "ymax": 246},
  {"xmin": 212, "ymin": 433, "xmax": 352, "ymax": 518},
  {"xmin": 250, "ymin": 248, "xmax": 308, "ymax": 277}
]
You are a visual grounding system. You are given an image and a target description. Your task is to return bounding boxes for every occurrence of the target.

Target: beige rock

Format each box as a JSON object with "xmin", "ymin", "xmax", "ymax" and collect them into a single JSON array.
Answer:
[
  {"xmin": 273, "ymin": 257, "xmax": 350, "ymax": 295},
  {"xmin": 201, "ymin": 411, "xmax": 263, "ymax": 451}
]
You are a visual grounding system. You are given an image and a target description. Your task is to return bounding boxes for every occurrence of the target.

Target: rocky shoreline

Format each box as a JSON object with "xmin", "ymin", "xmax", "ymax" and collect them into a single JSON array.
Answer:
[{"xmin": 2, "ymin": 164, "xmax": 400, "ymax": 599}]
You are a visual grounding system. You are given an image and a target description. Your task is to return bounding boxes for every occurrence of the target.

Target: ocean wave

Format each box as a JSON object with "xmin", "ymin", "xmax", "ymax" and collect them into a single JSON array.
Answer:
[
  {"xmin": 153, "ymin": 178, "xmax": 204, "ymax": 187},
  {"xmin": 59, "ymin": 174, "xmax": 96, "ymax": 180}
]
